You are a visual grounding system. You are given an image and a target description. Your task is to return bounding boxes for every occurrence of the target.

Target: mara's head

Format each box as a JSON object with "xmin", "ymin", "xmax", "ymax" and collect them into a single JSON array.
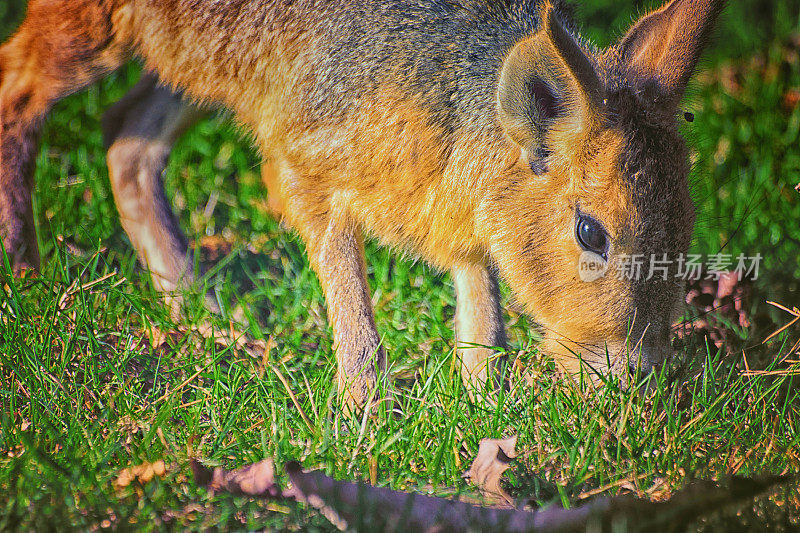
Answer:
[{"xmin": 485, "ymin": 0, "xmax": 724, "ymax": 379}]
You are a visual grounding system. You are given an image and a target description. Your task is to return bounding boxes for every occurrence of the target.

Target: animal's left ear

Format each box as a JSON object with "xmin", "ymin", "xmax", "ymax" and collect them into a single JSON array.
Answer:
[{"xmin": 617, "ymin": 0, "xmax": 725, "ymax": 108}]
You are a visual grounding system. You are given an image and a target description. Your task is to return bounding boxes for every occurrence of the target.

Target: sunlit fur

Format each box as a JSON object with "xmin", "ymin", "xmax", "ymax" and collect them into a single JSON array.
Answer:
[{"xmin": 0, "ymin": 0, "xmax": 723, "ymax": 403}]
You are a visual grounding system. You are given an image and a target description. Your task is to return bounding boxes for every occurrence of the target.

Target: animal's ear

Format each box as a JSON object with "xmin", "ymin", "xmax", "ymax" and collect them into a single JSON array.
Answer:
[
  {"xmin": 498, "ymin": 6, "xmax": 604, "ymax": 171},
  {"xmin": 617, "ymin": 0, "xmax": 725, "ymax": 108}
]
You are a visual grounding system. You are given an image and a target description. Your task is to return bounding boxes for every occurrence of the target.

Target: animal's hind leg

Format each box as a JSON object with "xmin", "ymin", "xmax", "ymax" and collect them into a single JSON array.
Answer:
[
  {"xmin": 102, "ymin": 73, "xmax": 212, "ymax": 307},
  {"xmin": 0, "ymin": 0, "xmax": 127, "ymax": 271}
]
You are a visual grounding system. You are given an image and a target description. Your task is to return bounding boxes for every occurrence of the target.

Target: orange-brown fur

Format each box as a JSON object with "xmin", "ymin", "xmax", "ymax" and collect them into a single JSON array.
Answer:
[{"xmin": 0, "ymin": 0, "xmax": 724, "ymax": 405}]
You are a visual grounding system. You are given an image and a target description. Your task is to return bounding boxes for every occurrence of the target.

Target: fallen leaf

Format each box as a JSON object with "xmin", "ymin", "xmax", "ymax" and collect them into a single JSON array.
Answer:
[
  {"xmin": 464, "ymin": 435, "xmax": 519, "ymax": 507},
  {"xmin": 115, "ymin": 460, "xmax": 167, "ymax": 489}
]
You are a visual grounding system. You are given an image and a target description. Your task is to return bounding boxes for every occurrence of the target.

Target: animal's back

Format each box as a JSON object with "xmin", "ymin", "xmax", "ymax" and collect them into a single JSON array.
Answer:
[{"xmin": 125, "ymin": 0, "xmax": 543, "ymax": 135}]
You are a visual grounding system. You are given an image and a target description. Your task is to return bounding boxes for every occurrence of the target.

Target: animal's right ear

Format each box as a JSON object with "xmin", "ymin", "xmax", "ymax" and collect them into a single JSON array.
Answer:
[
  {"xmin": 617, "ymin": 0, "xmax": 725, "ymax": 108},
  {"xmin": 497, "ymin": 7, "xmax": 604, "ymax": 173}
]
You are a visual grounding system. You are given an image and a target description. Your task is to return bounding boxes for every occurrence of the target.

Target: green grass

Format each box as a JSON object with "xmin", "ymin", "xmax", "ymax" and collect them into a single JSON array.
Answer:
[{"xmin": 2, "ymin": 1, "xmax": 800, "ymax": 530}]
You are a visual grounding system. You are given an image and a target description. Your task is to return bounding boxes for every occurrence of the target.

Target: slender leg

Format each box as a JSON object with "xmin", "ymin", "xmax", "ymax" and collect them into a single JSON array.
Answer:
[
  {"xmin": 103, "ymin": 73, "xmax": 209, "ymax": 301},
  {"xmin": 304, "ymin": 211, "xmax": 385, "ymax": 408},
  {"xmin": 0, "ymin": 0, "xmax": 126, "ymax": 271},
  {"xmin": 452, "ymin": 262, "xmax": 507, "ymax": 386}
]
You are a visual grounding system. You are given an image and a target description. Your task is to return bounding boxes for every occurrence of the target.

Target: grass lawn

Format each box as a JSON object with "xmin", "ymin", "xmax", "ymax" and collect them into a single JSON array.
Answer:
[{"xmin": 1, "ymin": 0, "xmax": 799, "ymax": 530}]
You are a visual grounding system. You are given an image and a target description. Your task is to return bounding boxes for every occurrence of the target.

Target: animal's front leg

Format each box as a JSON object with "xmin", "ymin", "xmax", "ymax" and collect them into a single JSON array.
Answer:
[
  {"xmin": 452, "ymin": 263, "xmax": 507, "ymax": 388},
  {"xmin": 306, "ymin": 213, "xmax": 385, "ymax": 408}
]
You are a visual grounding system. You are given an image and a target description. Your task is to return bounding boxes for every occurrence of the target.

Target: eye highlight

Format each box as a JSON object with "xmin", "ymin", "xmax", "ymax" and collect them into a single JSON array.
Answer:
[{"xmin": 575, "ymin": 213, "xmax": 609, "ymax": 259}]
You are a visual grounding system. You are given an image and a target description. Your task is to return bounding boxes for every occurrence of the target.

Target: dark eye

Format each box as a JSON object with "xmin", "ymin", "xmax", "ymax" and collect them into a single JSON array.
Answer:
[{"xmin": 576, "ymin": 214, "xmax": 609, "ymax": 258}]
